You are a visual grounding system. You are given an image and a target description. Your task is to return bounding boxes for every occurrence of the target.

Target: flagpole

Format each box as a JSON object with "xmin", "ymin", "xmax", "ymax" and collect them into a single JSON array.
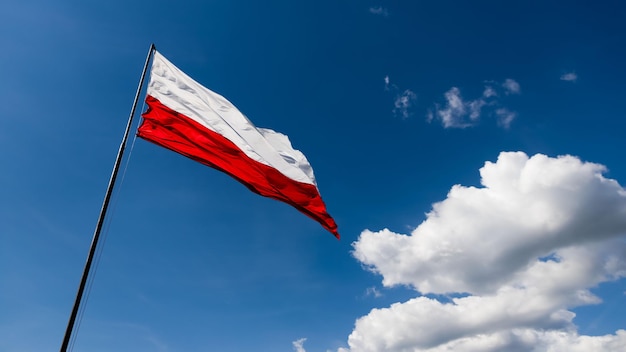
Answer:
[{"xmin": 59, "ymin": 43, "xmax": 156, "ymax": 352}]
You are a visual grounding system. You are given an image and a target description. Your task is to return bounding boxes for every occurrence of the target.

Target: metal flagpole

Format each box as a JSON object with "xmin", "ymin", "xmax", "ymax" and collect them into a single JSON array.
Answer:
[{"xmin": 59, "ymin": 43, "xmax": 156, "ymax": 352}]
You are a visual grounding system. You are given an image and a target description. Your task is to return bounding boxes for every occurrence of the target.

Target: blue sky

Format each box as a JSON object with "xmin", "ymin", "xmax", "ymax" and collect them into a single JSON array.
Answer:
[{"xmin": 1, "ymin": 1, "xmax": 626, "ymax": 351}]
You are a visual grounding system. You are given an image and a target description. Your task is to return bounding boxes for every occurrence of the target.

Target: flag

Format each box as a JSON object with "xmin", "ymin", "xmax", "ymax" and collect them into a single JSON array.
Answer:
[{"xmin": 137, "ymin": 51, "xmax": 339, "ymax": 238}]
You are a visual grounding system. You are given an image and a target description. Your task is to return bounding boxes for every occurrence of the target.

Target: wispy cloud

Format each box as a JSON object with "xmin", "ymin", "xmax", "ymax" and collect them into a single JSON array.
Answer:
[
  {"xmin": 293, "ymin": 338, "xmax": 307, "ymax": 352},
  {"xmin": 502, "ymin": 78, "xmax": 521, "ymax": 94},
  {"xmin": 561, "ymin": 72, "xmax": 578, "ymax": 82},
  {"xmin": 384, "ymin": 75, "xmax": 416, "ymax": 119},
  {"xmin": 428, "ymin": 79, "xmax": 519, "ymax": 129},
  {"xmin": 468, "ymin": 97, "xmax": 486, "ymax": 120},
  {"xmin": 365, "ymin": 286, "xmax": 382, "ymax": 298},
  {"xmin": 369, "ymin": 6, "xmax": 389, "ymax": 17},
  {"xmin": 342, "ymin": 152, "xmax": 626, "ymax": 351},
  {"xmin": 482, "ymin": 85, "xmax": 497, "ymax": 98},
  {"xmin": 431, "ymin": 87, "xmax": 472, "ymax": 128},
  {"xmin": 393, "ymin": 89, "xmax": 417, "ymax": 119},
  {"xmin": 495, "ymin": 108, "xmax": 516, "ymax": 129}
]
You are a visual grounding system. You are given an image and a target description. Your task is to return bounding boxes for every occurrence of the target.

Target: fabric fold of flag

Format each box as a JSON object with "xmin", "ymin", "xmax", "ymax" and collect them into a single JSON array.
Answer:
[{"xmin": 138, "ymin": 51, "xmax": 339, "ymax": 238}]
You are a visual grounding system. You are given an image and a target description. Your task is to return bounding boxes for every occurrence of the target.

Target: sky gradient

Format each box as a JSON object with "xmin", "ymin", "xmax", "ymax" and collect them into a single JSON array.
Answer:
[{"xmin": 1, "ymin": 1, "xmax": 626, "ymax": 351}]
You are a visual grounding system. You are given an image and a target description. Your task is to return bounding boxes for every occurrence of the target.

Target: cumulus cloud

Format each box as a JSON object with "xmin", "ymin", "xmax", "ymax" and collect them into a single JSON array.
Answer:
[
  {"xmin": 393, "ymin": 89, "xmax": 417, "ymax": 119},
  {"xmin": 502, "ymin": 78, "xmax": 521, "ymax": 94},
  {"xmin": 341, "ymin": 152, "xmax": 626, "ymax": 351},
  {"xmin": 429, "ymin": 80, "xmax": 519, "ymax": 128},
  {"xmin": 561, "ymin": 72, "xmax": 578, "ymax": 82},
  {"xmin": 342, "ymin": 327, "xmax": 626, "ymax": 352},
  {"xmin": 354, "ymin": 152, "xmax": 626, "ymax": 293},
  {"xmin": 293, "ymin": 338, "xmax": 307, "ymax": 352},
  {"xmin": 369, "ymin": 6, "xmax": 389, "ymax": 17}
]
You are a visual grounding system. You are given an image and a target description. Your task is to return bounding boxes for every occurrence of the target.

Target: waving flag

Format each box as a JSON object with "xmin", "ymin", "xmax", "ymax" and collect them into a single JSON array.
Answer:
[{"xmin": 138, "ymin": 51, "xmax": 339, "ymax": 238}]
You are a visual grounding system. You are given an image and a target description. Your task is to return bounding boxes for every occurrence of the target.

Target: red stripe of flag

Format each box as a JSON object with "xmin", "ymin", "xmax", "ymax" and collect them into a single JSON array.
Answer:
[{"xmin": 138, "ymin": 95, "xmax": 339, "ymax": 238}]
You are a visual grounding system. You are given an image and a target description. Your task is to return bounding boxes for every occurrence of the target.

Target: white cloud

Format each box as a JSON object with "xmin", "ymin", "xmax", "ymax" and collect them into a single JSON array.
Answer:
[
  {"xmin": 483, "ymin": 85, "xmax": 497, "ymax": 98},
  {"xmin": 369, "ymin": 6, "xmax": 389, "ymax": 17},
  {"xmin": 434, "ymin": 87, "xmax": 468, "ymax": 128},
  {"xmin": 468, "ymin": 99, "xmax": 485, "ymax": 120},
  {"xmin": 393, "ymin": 89, "xmax": 417, "ymax": 119},
  {"xmin": 495, "ymin": 108, "xmax": 516, "ymax": 129},
  {"xmin": 561, "ymin": 72, "xmax": 578, "ymax": 82},
  {"xmin": 354, "ymin": 152, "xmax": 626, "ymax": 293},
  {"xmin": 345, "ymin": 326, "xmax": 626, "ymax": 352},
  {"xmin": 502, "ymin": 78, "xmax": 521, "ymax": 94},
  {"xmin": 293, "ymin": 338, "xmax": 307, "ymax": 352},
  {"xmin": 431, "ymin": 87, "xmax": 485, "ymax": 128},
  {"xmin": 384, "ymin": 75, "xmax": 415, "ymax": 119},
  {"xmin": 342, "ymin": 152, "xmax": 626, "ymax": 351},
  {"xmin": 429, "ymin": 79, "xmax": 520, "ymax": 129},
  {"xmin": 365, "ymin": 286, "xmax": 382, "ymax": 298}
]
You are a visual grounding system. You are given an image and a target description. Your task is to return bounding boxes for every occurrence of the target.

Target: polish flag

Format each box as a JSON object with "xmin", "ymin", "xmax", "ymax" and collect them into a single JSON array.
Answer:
[{"xmin": 138, "ymin": 51, "xmax": 339, "ymax": 238}]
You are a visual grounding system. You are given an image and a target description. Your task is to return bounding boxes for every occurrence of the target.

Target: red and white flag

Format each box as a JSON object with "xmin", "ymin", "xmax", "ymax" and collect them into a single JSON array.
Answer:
[{"xmin": 138, "ymin": 51, "xmax": 339, "ymax": 238}]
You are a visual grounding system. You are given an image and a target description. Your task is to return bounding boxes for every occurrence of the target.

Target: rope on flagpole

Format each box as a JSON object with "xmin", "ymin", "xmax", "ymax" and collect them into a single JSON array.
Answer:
[
  {"xmin": 66, "ymin": 97, "xmax": 149, "ymax": 352},
  {"xmin": 60, "ymin": 43, "xmax": 156, "ymax": 352}
]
